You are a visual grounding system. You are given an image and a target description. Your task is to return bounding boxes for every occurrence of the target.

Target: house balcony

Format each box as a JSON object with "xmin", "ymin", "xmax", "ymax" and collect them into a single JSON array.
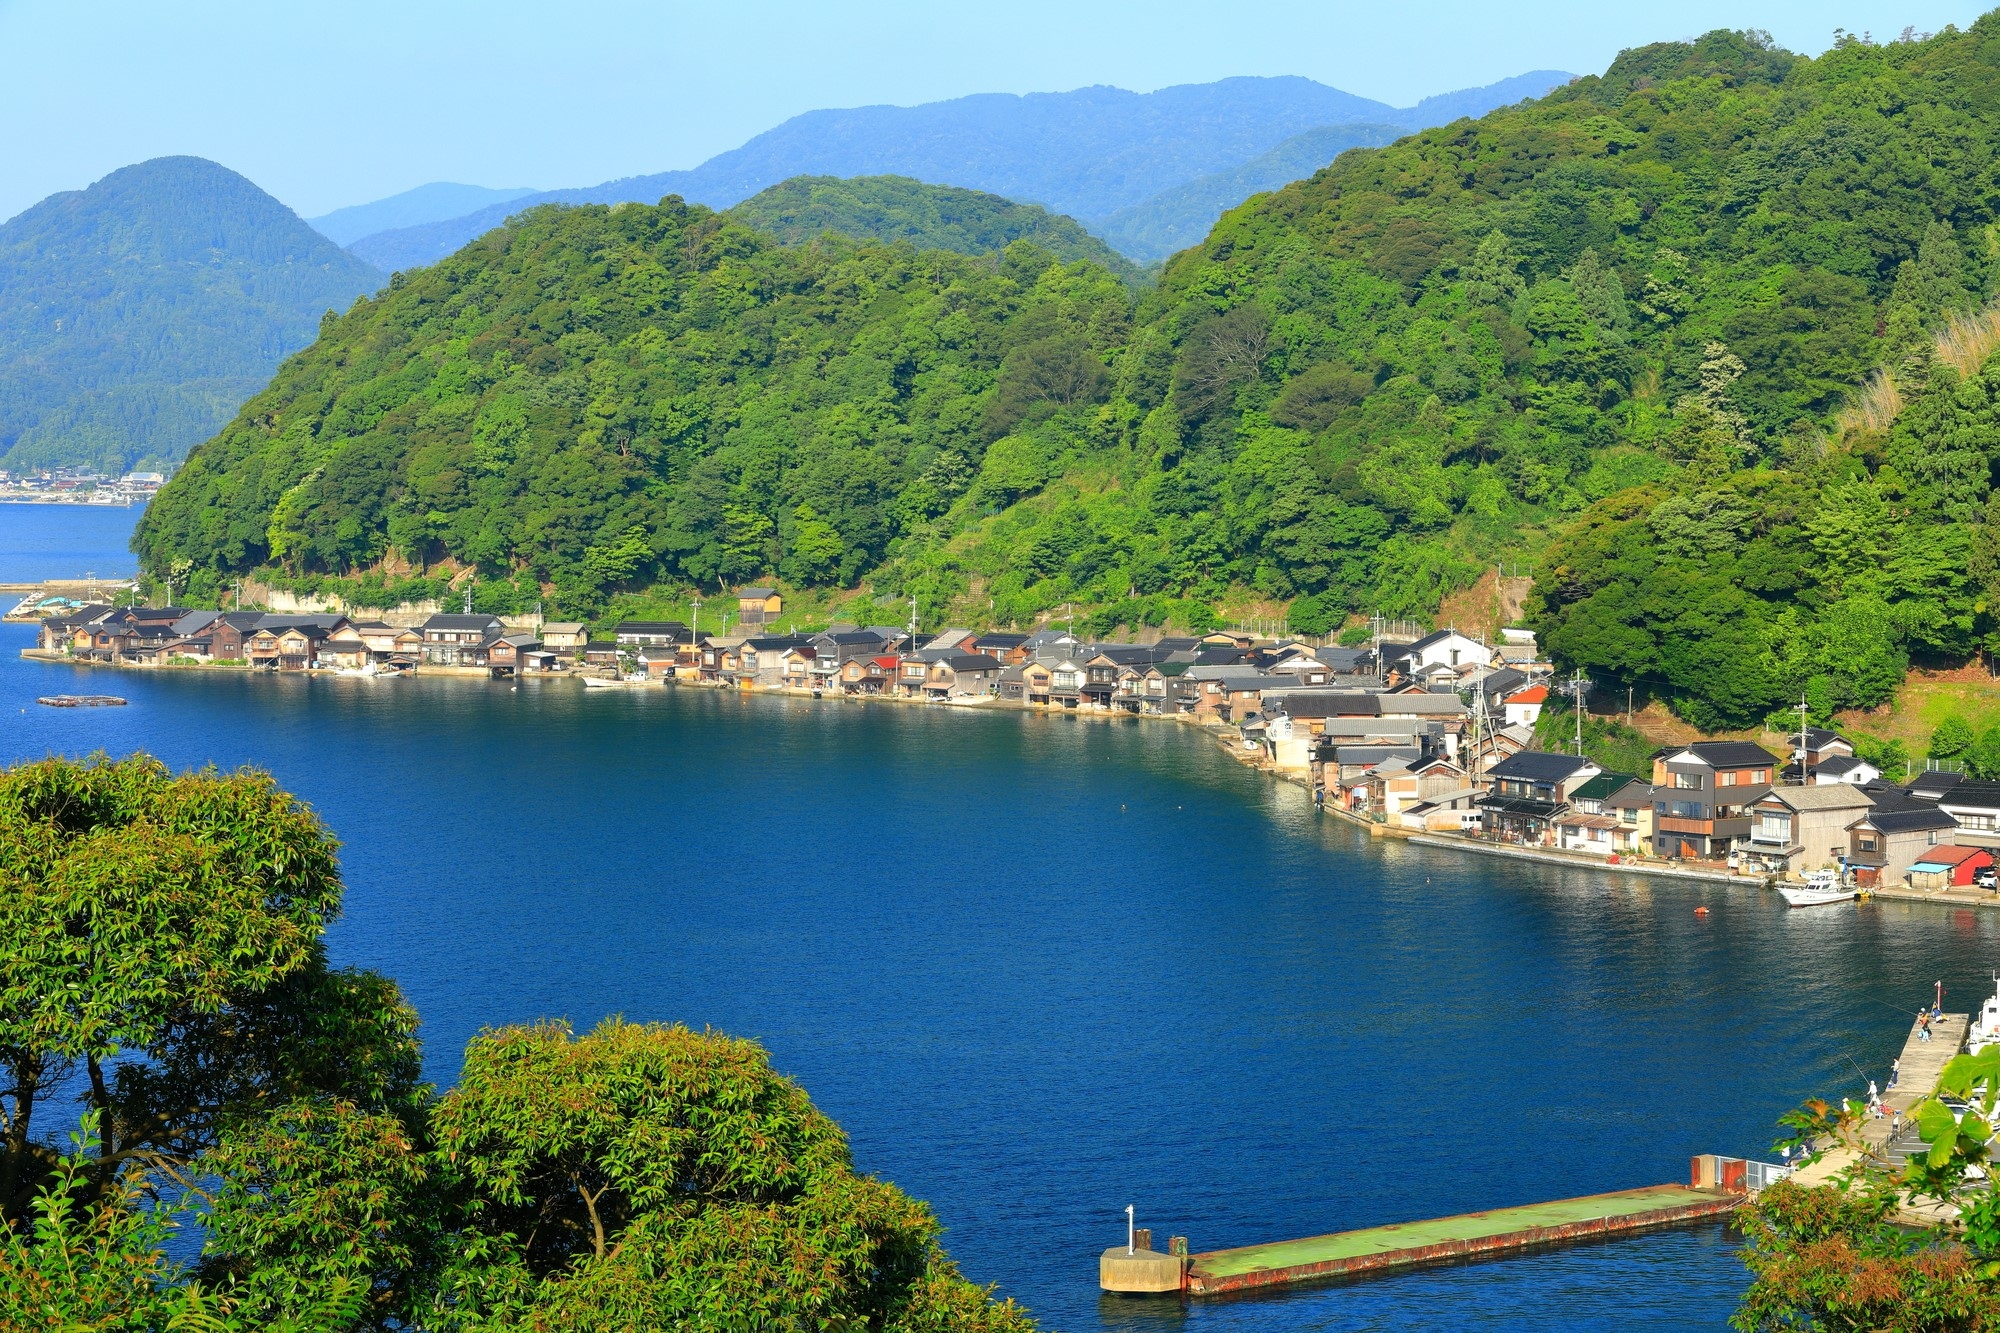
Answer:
[{"xmin": 1656, "ymin": 815, "xmax": 1752, "ymax": 838}]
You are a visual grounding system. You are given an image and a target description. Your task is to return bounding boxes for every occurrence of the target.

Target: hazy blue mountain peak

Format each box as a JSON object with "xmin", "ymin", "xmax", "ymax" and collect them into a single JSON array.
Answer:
[
  {"xmin": 344, "ymin": 70, "xmax": 1574, "ymax": 273},
  {"xmin": 308, "ymin": 182, "xmax": 539, "ymax": 246}
]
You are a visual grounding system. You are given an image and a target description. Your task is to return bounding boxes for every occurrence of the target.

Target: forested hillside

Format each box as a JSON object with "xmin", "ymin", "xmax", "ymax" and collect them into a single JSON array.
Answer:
[
  {"xmin": 138, "ymin": 206, "xmax": 1129, "ymax": 610},
  {"xmin": 721, "ymin": 176, "xmax": 1140, "ymax": 277},
  {"xmin": 0, "ymin": 157, "xmax": 383, "ymax": 475},
  {"xmin": 138, "ymin": 20, "xmax": 2000, "ymax": 729}
]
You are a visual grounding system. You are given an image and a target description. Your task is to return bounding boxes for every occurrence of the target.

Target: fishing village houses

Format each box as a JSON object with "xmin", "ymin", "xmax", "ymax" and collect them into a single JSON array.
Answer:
[{"xmin": 22, "ymin": 597, "xmax": 2000, "ymax": 895}]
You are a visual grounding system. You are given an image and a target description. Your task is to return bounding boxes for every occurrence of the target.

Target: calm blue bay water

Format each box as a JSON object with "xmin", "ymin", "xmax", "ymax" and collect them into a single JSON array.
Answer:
[
  {"xmin": 5, "ymin": 619, "xmax": 1997, "ymax": 1331},
  {"xmin": 0, "ymin": 503, "xmax": 141, "ymax": 583}
]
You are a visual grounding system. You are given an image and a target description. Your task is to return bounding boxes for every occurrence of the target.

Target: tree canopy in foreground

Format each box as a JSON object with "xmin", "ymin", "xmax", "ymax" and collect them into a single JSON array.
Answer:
[{"xmin": 0, "ymin": 755, "xmax": 1032, "ymax": 1332}]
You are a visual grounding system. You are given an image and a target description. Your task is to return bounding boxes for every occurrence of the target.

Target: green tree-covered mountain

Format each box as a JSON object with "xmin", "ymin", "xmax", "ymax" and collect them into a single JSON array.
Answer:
[
  {"xmin": 0, "ymin": 157, "xmax": 384, "ymax": 475},
  {"xmin": 721, "ymin": 175, "xmax": 1140, "ymax": 278},
  {"xmin": 138, "ymin": 204, "xmax": 1129, "ymax": 604},
  {"xmin": 137, "ymin": 21, "xmax": 2000, "ymax": 728}
]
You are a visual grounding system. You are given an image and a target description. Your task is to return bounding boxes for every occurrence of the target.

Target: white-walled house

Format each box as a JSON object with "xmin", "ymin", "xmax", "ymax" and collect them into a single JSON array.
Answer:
[
  {"xmin": 1813, "ymin": 755, "xmax": 1881, "ymax": 786},
  {"xmin": 1503, "ymin": 684, "xmax": 1548, "ymax": 728},
  {"xmin": 1395, "ymin": 629, "xmax": 1492, "ymax": 676}
]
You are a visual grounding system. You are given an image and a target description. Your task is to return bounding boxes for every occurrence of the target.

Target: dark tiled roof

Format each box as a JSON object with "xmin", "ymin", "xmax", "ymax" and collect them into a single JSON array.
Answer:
[
  {"xmin": 423, "ymin": 613, "xmax": 502, "ymax": 631},
  {"xmin": 1942, "ymin": 781, "xmax": 2000, "ymax": 812},
  {"xmin": 1908, "ymin": 770, "xmax": 1966, "ymax": 798},
  {"xmin": 1487, "ymin": 750, "xmax": 1594, "ymax": 783},
  {"xmin": 1859, "ymin": 807, "xmax": 1959, "ymax": 833},
  {"xmin": 1673, "ymin": 740, "xmax": 1778, "ymax": 768},
  {"xmin": 940, "ymin": 653, "xmax": 1002, "ymax": 671},
  {"xmin": 1275, "ymin": 693, "xmax": 1381, "ymax": 718}
]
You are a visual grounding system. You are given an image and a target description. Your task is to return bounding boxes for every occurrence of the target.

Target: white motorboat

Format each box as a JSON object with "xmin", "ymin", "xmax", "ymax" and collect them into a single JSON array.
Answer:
[
  {"xmin": 1969, "ymin": 977, "xmax": 2000, "ymax": 1054},
  {"xmin": 1780, "ymin": 869, "xmax": 1856, "ymax": 908}
]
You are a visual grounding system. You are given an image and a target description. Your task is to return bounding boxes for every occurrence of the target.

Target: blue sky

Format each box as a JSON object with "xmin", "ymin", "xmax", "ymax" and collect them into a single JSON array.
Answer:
[{"xmin": 0, "ymin": 0, "xmax": 1990, "ymax": 222}]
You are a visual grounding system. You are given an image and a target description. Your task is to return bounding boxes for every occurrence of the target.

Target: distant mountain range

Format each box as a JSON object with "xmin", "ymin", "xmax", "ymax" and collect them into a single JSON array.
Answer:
[
  {"xmin": 0, "ymin": 157, "xmax": 382, "ymax": 476},
  {"xmin": 309, "ymin": 182, "xmax": 537, "ymax": 246},
  {"xmin": 340, "ymin": 70, "xmax": 1573, "ymax": 269},
  {"xmin": 1095, "ymin": 122, "xmax": 1408, "ymax": 262}
]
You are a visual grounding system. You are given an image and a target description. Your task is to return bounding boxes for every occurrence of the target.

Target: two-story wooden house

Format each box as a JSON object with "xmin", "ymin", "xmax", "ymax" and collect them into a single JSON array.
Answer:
[
  {"xmin": 248, "ymin": 623, "xmax": 330, "ymax": 671},
  {"xmin": 925, "ymin": 653, "xmax": 1004, "ymax": 700},
  {"xmin": 420, "ymin": 613, "xmax": 504, "ymax": 665},
  {"xmin": 839, "ymin": 655, "xmax": 900, "ymax": 694},
  {"xmin": 540, "ymin": 622, "xmax": 590, "ymax": 653},
  {"xmin": 1739, "ymin": 784, "xmax": 1877, "ymax": 878},
  {"xmin": 1846, "ymin": 805, "xmax": 1960, "ymax": 887},
  {"xmin": 487, "ymin": 633, "xmax": 542, "ymax": 676},
  {"xmin": 1476, "ymin": 750, "xmax": 1601, "ymax": 844},
  {"xmin": 736, "ymin": 587, "xmax": 783, "ymax": 630},
  {"xmin": 1650, "ymin": 741, "xmax": 1777, "ymax": 861}
]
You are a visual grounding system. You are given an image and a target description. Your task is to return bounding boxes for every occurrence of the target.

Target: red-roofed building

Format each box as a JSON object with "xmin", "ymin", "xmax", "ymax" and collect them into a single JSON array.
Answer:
[
  {"xmin": 839, "ymin": 654, "xmax": 901, "ymax": 695},
  {"xmin": 1503, "ymin": 684, "xmax": 1549, "ymax": 728},
  {"xmin": 1907, "ymin": 844, "xmax": 1995, "ymax": 890}
]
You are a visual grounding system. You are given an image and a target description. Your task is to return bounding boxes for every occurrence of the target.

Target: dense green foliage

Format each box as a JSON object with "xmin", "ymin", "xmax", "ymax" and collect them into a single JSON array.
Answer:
[
  {"xmin": 1536, "ymin": 343, "xmax": 2000, "ymax": 727},
  {"xmin": 1736, "ymin": 1049, "xmax": 2000, "ymax": 1332},
  {"xmin": 140, "ymin": 20, "xmax": 2000, "ymax": 719},
  {"xmin": 137, "ymin": 201, "xmax": 1130, "ymax": 617},
  {"xmin": 0, "ymin": 757, "xmax": 1031, "ymax": 1332},
  {"xmin": 0, "ymin": 157, "xmax": 383, "ymax": 475},
  {"xmin": 723, "ymin": 175, "xmax": 1141, "ymax": 279}
]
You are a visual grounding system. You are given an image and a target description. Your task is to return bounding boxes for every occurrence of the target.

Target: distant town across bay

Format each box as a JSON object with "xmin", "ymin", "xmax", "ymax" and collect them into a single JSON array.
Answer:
[{"xmin": 0, "ymin": 466, "xmax": 163, "ymax": 505}]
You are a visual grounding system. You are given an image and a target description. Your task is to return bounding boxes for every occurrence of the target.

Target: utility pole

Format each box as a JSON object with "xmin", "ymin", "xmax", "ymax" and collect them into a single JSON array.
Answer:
[
  {"xmin": 462, "ymin": 582, "xmax": 473, "ymax": 615},
  {"xmin": 907, "ymin": 594, "xmax": 919, "ymax": 646},
  {"xmin": 1626, "ymin": 684, "xmax": 1633, "ymax": 723},
  {"xmin": 1572, "ymin": 667, "xmax": 1587, "ymax": 757},
  {"xmin": 1795, "ymin": 693, "xmax": 1811, "ymax": 785}
]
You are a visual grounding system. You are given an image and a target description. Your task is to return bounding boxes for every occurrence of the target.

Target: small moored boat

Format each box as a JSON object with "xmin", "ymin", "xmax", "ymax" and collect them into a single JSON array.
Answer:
[
  {"xmin": 1780, "ymin": 869, "xmax": 1855, "ymax": 908},
  {"xmin": 36, "ymin": 694, "xmax": 127, "ymax": 707},
  {"xmin": 1969, "ymin": 977, "xmax": 2000, "ymax": 1054}
]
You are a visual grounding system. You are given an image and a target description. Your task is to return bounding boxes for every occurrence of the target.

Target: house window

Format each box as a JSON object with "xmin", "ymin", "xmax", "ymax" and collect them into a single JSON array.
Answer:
[
  {"xmin": 1961, "ymin": 813, "xmax": 1997, "ymax": 832},
  {"xmin": 1672, "ymin": 772, "xmax": 1702, "ymax": 789},
  {"xmin": 1859, "ymin": 837, "xmax": 1878, "ymax": 852},
  {"xmin": 1670, "ymin": 801, "xmax": 1702, "ymax": 819},
  {"xmin": 1756, "ymin": 814, "xmax": 1789, "ymax": 842},
  {"xmin": 1754, "ymin": 769, "xmax": 1769, "ymax": 784},
  {"xmin": 1621, "ymin": 808, "xmax": 1637, "ymax": 825},
  {"xmin": 1718, "ymin": 771, "xmax": 1737, "ymax": 787}
]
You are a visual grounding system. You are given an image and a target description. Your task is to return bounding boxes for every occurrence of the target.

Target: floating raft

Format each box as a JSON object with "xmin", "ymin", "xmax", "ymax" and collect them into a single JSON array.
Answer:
[
  {"xmin": 1174, "ymin": 1185, "xmax": 1737, "ymax": 1295},
  {"xmin": 37, "ymin": 695, "xmax": 128, "ymax": 708}
]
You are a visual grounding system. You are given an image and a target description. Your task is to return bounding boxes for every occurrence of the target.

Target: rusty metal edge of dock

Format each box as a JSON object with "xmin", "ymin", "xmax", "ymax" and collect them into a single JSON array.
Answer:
[{"xmin": 1183, "ymin": 1188, "xmax": 1740, "ymax": 1295}]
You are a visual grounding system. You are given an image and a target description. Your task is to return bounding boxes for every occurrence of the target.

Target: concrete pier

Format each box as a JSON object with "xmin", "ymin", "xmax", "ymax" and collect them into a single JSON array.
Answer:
[
  {"xmin": 1787, "ymin": 1011, "xmax": 1968, "ymax": 1225},
  {"xmin": 1101, "ymin": 1183, "xmax": 1739, "ymax": 1296}
]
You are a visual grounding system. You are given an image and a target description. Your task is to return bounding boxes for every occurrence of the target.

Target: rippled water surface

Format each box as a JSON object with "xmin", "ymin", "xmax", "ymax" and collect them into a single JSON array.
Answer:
[{"xmin": 1, "ymin": 530, "xmax": 1992, "ymax": 1330}]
